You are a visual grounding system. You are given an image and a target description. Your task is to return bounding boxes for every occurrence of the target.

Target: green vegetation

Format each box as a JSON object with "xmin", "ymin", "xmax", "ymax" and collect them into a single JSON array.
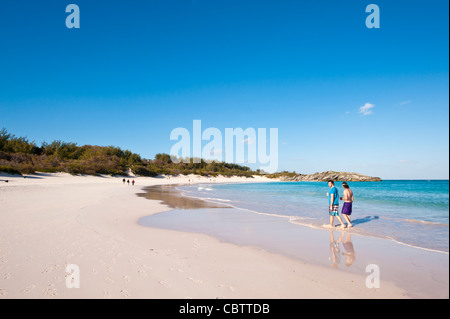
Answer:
[
  {"xmin": 265, "ymin": 171, "xmax": 298, "ymax": 179},
  {"xmin": 0, "ymin": 128, "xmax": 258, "ymax": 178}
]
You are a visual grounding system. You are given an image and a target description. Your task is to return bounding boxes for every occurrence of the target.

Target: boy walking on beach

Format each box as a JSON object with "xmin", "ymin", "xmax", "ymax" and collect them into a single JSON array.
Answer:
[
  {"xmin": 328, "ymin": 180, "xmax": 346, "ymax": 229},
  {"xmin": 340, "ymin": 182, "xmax": 354, "ymax": 228}
]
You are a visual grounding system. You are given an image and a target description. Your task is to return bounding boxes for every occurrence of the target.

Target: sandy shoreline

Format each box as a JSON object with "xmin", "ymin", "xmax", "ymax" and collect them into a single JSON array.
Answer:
[
  {"xmin": 139, "ymin": 184, "xmax": 449, "ymax": 299},
  {"xmin": 0, "ymin": 172, "xmax": 422, "ymax": 298}
]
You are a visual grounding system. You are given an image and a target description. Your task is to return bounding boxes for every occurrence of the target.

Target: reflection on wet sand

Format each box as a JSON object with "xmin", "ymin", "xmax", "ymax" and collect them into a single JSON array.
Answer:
[
  {"xmin": 137, "ymin": 184, "xmax": 229, "ymax": 210},
  {"xmin": 329, "ymin": 230, "xmax": 356, "ymax": 268},
  {"xmin": 139, "ymin": 185, "xmax": 358, "ymax": 271}
]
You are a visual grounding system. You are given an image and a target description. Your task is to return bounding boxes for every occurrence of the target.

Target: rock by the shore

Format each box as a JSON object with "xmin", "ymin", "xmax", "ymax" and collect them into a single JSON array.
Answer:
[{"xmin": 278, "ymin": 171, "xmax": 382, "ymax": 182}]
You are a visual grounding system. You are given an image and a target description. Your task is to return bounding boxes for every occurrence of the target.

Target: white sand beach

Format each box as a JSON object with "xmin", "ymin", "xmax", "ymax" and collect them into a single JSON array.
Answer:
[{"xmin": 0, "ymin": 173, "xmax": 410, "ymax": 299}]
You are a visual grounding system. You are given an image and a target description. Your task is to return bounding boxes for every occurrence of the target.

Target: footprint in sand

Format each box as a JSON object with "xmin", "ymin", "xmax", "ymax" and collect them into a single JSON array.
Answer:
[
  {"xmin": 43, "ymin": 285, "xmax": 57, "ymax": 298},
  {"xmin": 217, "ymin": 284, "xmax": 235, "ymax": 293},
  {"xmin": 120, "ymin": 289, "xmax": 130, "ymax": 299},
  {"xmin": 129, "ymin": 257, "xmax": 141, "ymax": 265},
  {"xmin": 22, "ymin": 284, "xmax": 36, "ymax": 294},
  {"xmin": 0, "ymin": 288, "xmax": 5, "ymax": 296},
  {"xmin": 0, "ymin": 256, "xmax": 7, "ymax": 264},
  {"xmin": 123, "ymin": 276, "xmax": 131, "ymax": 283},
  {"xmin": 2, "ymin": 273, "xmax": 12, "ymax": 280},
  {"xmin": 42, "ymin": 267, "xmax": 52, "ymax": 274},
  {"xmin": 192, "ymin": 240, "xmax": 202, "ymax": 250},
  {"xmin": 188, "ymin": 277, "xmax": 203, "ymax": 284},
  {"xmin": 105, "ymin": 277, "xmax": 114, "ymax": 284},
  {"xmin": 159, "ymin": 281, "xmax": 171, "ymax": 288},
  {"xmin": 92, "ymin": 269, "xmax": 98, "ymax": 275},
  {"xmin": 103, "ymin": 290, "xmax": 111, "ymax": 298},
  {"xmin": 138, "ymin": 269, "xmax": 147, "ymax": 277}
]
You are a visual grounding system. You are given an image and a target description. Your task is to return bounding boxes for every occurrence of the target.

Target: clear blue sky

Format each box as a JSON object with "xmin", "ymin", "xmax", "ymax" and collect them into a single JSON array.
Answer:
[{"xmin": 0, "ymin": 0, "xmax": 448, "ymax": 179}]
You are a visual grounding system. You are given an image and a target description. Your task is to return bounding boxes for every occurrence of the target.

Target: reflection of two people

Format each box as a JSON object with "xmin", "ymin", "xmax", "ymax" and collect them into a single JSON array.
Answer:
[{"xmin": 329, "ymin": 230, "xmax": 356, "ymax": 268}]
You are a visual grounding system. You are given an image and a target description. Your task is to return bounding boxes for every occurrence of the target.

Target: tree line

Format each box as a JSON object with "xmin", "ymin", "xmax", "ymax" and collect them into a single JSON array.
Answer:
[{"xmin": 0, "ymin": 128, "xmax": 259, "ymax": 177}]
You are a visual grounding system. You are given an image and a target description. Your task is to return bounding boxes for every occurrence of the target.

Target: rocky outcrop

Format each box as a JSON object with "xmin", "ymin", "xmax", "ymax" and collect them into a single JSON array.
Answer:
[{"xmin": 278, "ymin": 171, "xmax": 381, "ymax": 182}]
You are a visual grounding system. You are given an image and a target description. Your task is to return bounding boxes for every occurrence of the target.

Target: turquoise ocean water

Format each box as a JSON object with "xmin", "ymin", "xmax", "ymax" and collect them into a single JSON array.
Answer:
[{"xmin": 176, "ymin": 180, "xmax": 449, "ymax": 253}]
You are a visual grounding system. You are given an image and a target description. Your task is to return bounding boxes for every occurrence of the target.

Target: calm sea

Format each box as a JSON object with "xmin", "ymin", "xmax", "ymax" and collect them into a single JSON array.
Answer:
[{"xmin": 177, "ymin": 180, "xmax": 449, "ymax": 253}]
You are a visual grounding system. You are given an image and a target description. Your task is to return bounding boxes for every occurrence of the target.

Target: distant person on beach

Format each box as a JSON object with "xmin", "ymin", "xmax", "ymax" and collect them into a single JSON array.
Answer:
[
  {"xmin": 340, "ymin": 182, "xmax": 354, "ymax": 228},
  {"xmin": 127, "ymin": 179, "xmax": 130, "ymax": 185},
  {"xmin": 122, "ymin": 178, "xmax": 126, "ymax": 184},
  {"xmin": 327, "ymin": 180, "xmax": 346, "ymax": 229},
  {"xmin": 132, "ymin": 180, "xmax": 135, "ymax": 186}
]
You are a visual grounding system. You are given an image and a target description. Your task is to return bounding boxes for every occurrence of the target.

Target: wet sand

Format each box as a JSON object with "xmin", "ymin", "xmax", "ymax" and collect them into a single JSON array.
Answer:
[
  {"xmin": 138, "ymin": 185, "xmax": 449, "ymax": 299},
  {"xmin": 137, "ymin": 184, "xmax": 230, "ymax": 210},
  {"xmin": 0, "ymin": 173, "xmax": 411, "ymax": 298}
]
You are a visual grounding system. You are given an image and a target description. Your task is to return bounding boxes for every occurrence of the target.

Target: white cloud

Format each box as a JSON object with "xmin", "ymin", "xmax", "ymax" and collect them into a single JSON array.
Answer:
[
  {"xmin": 399, "ymin": 100, "xmax": 411, "ymax": 106},
  {"xmin": 359, "ymin": 102, "xmax": 375, "ymax": 116}
]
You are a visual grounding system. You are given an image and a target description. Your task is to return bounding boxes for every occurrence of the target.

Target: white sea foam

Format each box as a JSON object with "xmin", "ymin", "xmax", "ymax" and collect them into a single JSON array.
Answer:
[{"xmin": 177, "ymin": 181, "xmax": 449, "ymax": 253}]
